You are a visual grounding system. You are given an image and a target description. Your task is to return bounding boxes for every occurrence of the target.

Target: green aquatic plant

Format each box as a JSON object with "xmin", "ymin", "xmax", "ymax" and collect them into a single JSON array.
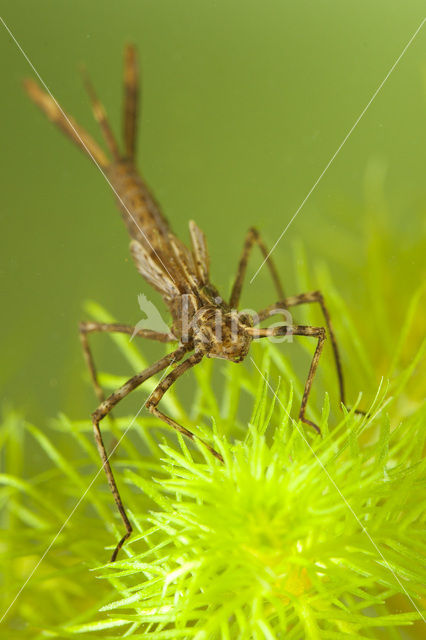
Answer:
[
  {"xmin": 1, "ymin": 270, "xmax": 425, "ymax": 638},
  {"xmin": 70, "ymin": 389, "xmax": 425, "ymax": 638}
]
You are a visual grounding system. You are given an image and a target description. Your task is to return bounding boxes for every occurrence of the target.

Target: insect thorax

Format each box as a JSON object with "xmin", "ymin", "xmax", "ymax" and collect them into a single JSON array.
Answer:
[{"xmin": 173, "ymin": 296, "xmax": 253, "ymax": 362}]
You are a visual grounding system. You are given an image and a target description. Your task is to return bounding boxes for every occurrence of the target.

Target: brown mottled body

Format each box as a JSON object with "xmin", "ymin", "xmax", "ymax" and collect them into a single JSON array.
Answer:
[
  {"xmin": 106, "ymin": 161, "xmax": 170, "ymax": 254},
  {"xmin": 25, "ymin": 45, "xmax": 358, "ymax": 561}
]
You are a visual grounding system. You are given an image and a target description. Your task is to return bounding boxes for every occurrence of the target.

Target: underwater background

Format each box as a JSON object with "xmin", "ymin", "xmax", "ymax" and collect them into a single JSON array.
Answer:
[
  {"xmin": 1, "ymin": 0, "xmax": 425, "ymax": 420},
  {"xmin": 0, "ymin": 2, "xmax": 425, "ymax": 637}
]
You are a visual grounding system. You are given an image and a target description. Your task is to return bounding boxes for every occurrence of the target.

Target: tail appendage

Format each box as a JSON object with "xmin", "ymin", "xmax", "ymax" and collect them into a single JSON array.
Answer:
[{"xmin": 24, "ymin": 44, "xmax": 139, "ymax": 168}]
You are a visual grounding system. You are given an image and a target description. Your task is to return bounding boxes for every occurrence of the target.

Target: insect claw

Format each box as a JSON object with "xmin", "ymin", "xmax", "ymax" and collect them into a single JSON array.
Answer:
[{"xmin": 300, "ymin": 417, "xmax": 322, "ymax": 436}]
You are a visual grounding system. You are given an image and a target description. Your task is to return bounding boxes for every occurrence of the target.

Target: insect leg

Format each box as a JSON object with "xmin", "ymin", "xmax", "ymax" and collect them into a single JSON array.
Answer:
[
  {"xmin": 79, "ymin": 321, "xmax": 175, "ymax": 406},
  {"xmin": 229, "ymin": 227, "xmax": 285, "ymax": 308},
  {"xmin": 91, "ymin": 344, "xmax": 188, "ymax": 561},
  {"xmin": 256, "ymin": 291, "xmax": 346, "ymax": 407},
  {"xmin": 145, "ymin": 352, "xmax": 224, "ymax": 463},
  {"xmin": 123, "ymin": 44, "xmax": 139, "ymax": 160},
  {"xmin": 248, "ymin": 324, "xmax": 326, "ymax": 433}
]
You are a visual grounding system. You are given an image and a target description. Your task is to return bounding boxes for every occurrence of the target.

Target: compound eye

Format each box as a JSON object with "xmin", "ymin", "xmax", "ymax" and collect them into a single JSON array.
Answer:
[{"xmin": 239, "ymin": 312, "xmax": 253, "ymax": 326}]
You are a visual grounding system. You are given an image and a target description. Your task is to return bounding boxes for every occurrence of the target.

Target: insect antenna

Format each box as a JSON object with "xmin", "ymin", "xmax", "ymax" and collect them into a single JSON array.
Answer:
[{"xmin": 81, "ymin": 66, "xmax": 121, "ymax": 161}]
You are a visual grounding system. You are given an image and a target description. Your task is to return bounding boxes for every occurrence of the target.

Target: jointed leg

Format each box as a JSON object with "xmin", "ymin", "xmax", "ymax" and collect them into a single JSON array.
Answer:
[
  {"xmin": 146, "ymin": 352, "xmax": 223, "ymax": 462},
  {"xmin": 91, "ymin": 344, "xmax": 188, "ymax": 561},
  {"xmin": 229, "ymin": 227, "xmax": 285, "ymax": 308},
  {"xmin": 79, "ymin": 321, "xmax": 175, "ymax": 406},
  {"xmin": 256, "ymin": 291, "xmax": 346, "ymax": 406},
  {"xmin": 248, "ymin": 324, "xmax": 326, "ymax": 433}
]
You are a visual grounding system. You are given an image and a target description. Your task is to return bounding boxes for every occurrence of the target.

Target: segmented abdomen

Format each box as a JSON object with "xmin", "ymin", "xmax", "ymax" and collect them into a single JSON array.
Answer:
[{"xmin": 106, "ymin": 160, "xmax": 171, "ymax": 252}]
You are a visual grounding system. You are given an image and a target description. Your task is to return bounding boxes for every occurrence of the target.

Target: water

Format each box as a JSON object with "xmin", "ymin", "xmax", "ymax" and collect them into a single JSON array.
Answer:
[{"xmin": 1, "ymin": 0, "xmax": 425, "ymax": 422}]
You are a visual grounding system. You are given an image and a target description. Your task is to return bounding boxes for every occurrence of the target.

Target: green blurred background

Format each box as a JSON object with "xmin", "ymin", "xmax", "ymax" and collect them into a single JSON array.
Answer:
[{"xmin": 1, "ymin": 0, "xmax": 425, "ymax": 425}]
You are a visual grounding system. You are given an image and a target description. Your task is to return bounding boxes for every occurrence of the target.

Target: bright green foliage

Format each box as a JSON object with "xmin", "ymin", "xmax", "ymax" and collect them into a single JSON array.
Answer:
[
  {"xmin": 80, "ymin": 397, "xmax": 425, "ymax": 639},
  {"xmin": 1, "ymin": 252, "xmax": 425, "ymax": 637}
]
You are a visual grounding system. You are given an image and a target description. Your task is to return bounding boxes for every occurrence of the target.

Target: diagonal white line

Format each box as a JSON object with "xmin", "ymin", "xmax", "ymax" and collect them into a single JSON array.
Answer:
[
  {"xmin": 250, "ymin": 17, "xmax": 426, "ymax": 284},
  {"xmin": 0, "ymin": 359, "xmax": 178, "ymax": 624},
  {"xmin": 0, "ymin": 15, "xmax": 176, "ymax": 284},
  {"xmin": 250, "ymin": 356, "xmax": 425, "ymax": 622}
]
